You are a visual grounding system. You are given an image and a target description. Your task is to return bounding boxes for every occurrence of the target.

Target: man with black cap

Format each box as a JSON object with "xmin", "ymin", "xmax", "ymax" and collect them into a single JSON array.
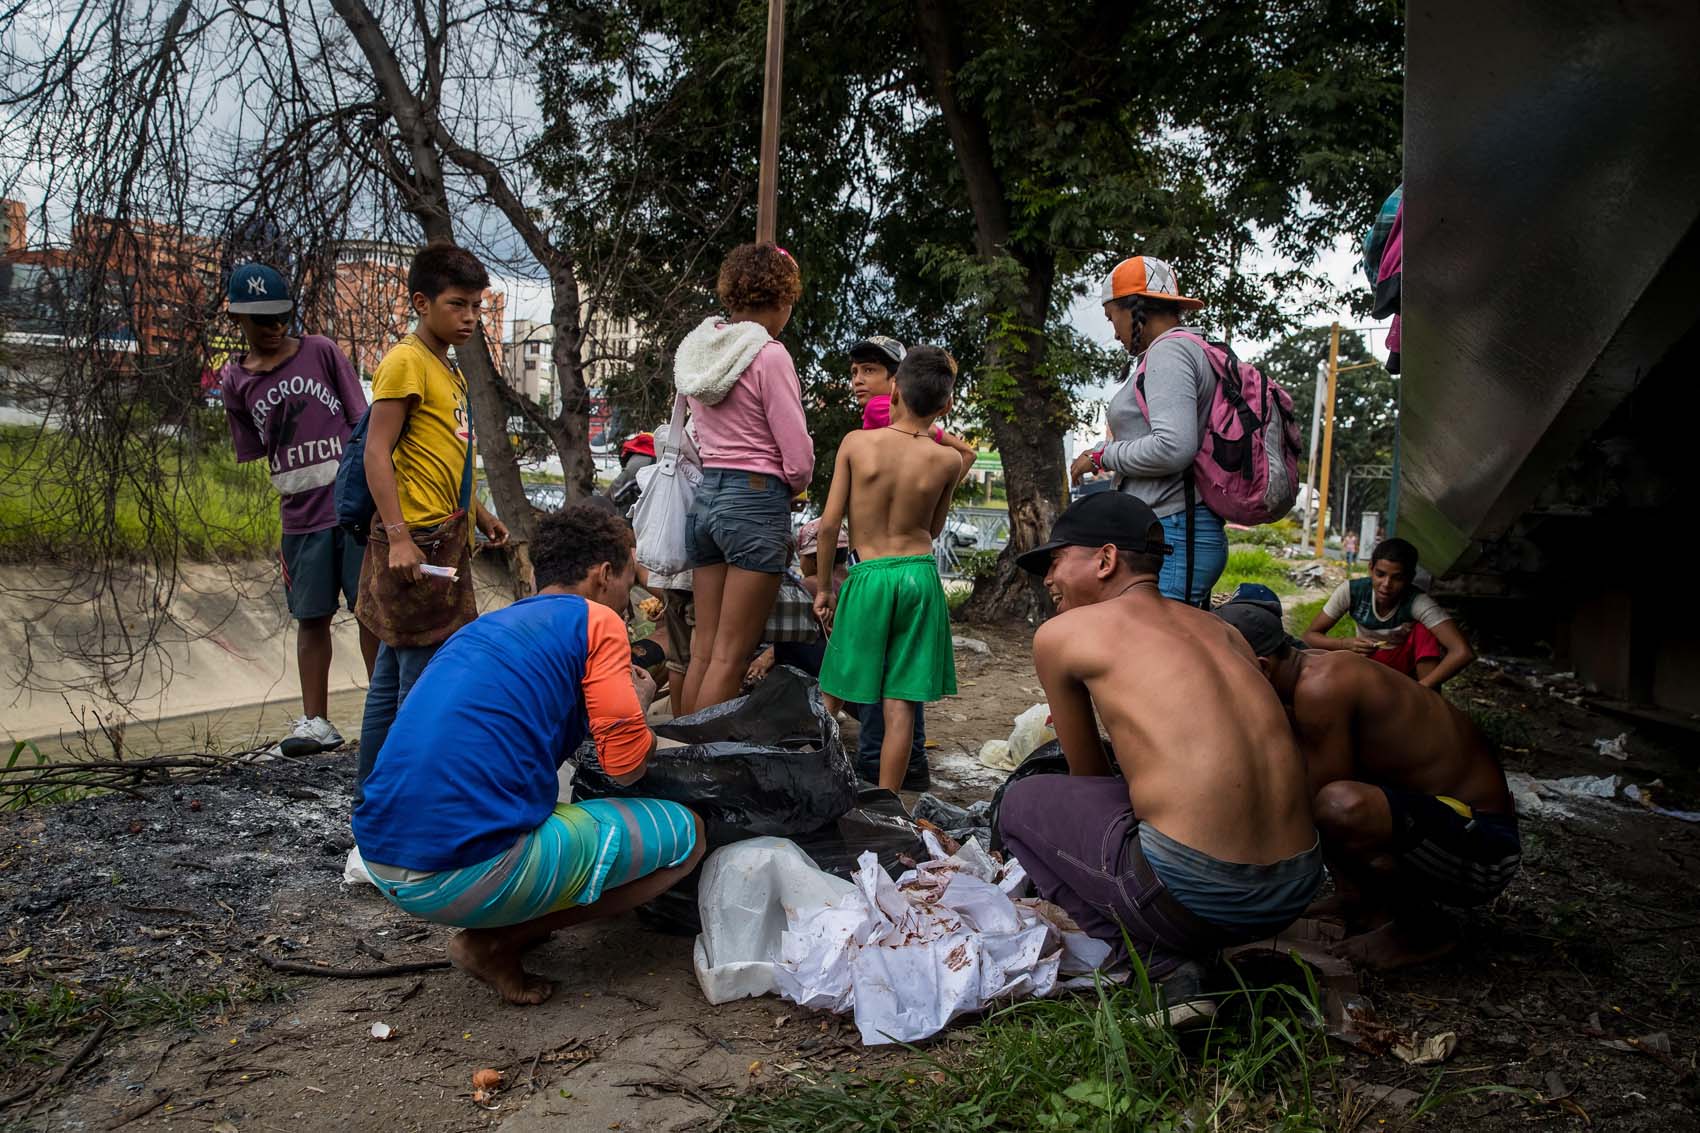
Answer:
[
  {"xmin": 996, "ymin": 493, "xmax": 1322, "ymax": 995},
  {"xmin": 1215, "ymin": 597, "xmax": 1519, "ymax": 970}
]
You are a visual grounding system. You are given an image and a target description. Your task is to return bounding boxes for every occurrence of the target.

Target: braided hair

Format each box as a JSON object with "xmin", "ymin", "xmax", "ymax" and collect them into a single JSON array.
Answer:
[{"xmin": 1114, "ymin": 294, "xmax": 1182, "ymax": 353}]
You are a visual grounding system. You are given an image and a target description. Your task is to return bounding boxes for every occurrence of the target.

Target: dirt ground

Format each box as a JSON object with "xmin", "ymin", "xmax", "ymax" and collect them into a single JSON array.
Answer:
[{"xmin": 4, "ymin": 618, "xmax": 1699, "ymax": 1132}]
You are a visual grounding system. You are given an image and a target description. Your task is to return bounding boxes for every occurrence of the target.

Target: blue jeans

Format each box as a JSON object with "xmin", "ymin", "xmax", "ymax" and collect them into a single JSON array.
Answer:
[
  {"xmin": 853, "ymin": 700, "xmax": 926, "ymax": 780},
  {"xmin": 685, "ymin": 467, "xmax": 793, "ymax": 574},
  {"xmin": 1158, "ymin": 505, "xmax": 1228, "ymax": 606},
  {"xmin": 353, "ymin": 641, "xmax": 441, "ymax": 808}
]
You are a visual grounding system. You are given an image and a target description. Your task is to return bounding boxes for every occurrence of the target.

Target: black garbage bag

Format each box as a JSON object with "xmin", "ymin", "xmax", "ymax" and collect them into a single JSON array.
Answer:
[
  {"xmin": 634, "ymin": 790, "xmax": 927, "ymax": 937},
  {"xmin": 571, "ymin": 664, "xmax": 856, "ymax": 845},
  {"xmin": 795, "ymin": 785, "xmax": 927, "ymax": 878},
  {"xmin": 986, "ymin": 739, "xmax": 1121, "ymax": 855}
]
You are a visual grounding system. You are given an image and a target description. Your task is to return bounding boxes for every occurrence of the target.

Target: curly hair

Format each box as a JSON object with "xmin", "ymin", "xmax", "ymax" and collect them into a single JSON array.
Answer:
[
  {"xmin": 533, "ymin": 503, "xmax": 635, "ymax": 592},
  {"xmin": 717, "ymin": 242, "xmax": 802, "ymax": 312}
]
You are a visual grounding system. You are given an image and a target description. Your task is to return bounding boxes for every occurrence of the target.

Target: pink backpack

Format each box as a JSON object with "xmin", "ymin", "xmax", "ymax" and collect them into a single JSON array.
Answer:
[{"xmin": 1133, "ymin": 331, "xmax": 1301, "ymax": 526}]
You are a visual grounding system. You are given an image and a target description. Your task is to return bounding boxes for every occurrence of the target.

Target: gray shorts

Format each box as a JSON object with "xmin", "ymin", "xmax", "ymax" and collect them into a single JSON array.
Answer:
[
  {"xmin": 685, "ymin": 467, "xmax": 793, "ymax": 574},
  {"xmin": 280, "ymin": 527, "xmax": 361, "ymax": 620}
]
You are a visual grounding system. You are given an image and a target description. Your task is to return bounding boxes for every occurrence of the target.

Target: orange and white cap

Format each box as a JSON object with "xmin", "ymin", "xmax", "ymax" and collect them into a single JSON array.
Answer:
[{"xmin": 1099, "ymin": 256, "xmax": 1203, "ymax": 310}]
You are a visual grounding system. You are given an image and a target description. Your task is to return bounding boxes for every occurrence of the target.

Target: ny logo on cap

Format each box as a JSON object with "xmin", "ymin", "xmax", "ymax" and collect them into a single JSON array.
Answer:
[{"xmin": 247, "ymin": 276, "xmax": 269, "ymax": 295}]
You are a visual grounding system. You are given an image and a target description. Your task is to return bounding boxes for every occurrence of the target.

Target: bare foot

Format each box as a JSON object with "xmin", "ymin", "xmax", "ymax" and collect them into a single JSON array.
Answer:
[
  {"xmin": 448, "ymin": 930, "xmax": 556, "ymax": 1005},
  {"xmin": 1335, "ymin": 918, "xmax": 1458, "ymax": 971}
]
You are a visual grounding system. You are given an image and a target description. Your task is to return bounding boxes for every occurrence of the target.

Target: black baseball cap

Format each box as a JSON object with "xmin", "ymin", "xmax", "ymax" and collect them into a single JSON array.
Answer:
[
  {"xmin": 1015, "ymin": 492, "xmax": 1174, "ymax": 576},
  {"xmin": 1215, "ymin": 599, "xmax": 1303, "ymax": 657},
  {"xmin": 847, "ymin": 335, "xmax": 905, "ymax": 368}
]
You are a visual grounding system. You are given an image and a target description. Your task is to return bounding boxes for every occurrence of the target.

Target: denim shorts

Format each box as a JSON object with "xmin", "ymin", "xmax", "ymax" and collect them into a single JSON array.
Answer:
[{"xmin": 686, "ymin": 467, "xmax": 793, "ymax": 574}]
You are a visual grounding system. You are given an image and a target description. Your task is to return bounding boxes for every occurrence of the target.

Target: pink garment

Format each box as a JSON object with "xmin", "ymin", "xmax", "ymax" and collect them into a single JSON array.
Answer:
[
  {"xmin": 861, "ymin": 393, "xmax": 892, "ymax": 430},
  {"xmin": 687, "ymin": 340, "xmax": 815, "ymax": 491},
  {"xmin": 861, "ymin": 393, "xmax": 943, "ymax": 439}
]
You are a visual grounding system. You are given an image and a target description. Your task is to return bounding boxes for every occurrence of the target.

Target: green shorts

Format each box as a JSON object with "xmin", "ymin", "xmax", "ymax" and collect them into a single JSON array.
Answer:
[{"xmin": 819, "ymin": 554, "xmax": 957, "ymax": 704}]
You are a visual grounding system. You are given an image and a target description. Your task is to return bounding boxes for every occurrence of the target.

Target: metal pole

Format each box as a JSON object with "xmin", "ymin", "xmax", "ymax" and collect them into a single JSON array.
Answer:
[
  {"xmin": 1340, "ymin": 466, "xmax": 1351, "ymax": 540},
  {"xmin": 1302, "ymin": 364, "xmax": 1324, "ymax": 547},
  {"xmin": 1313, "ymin": 321, "xmax": 1341, "ymax": 558},
  {"xmin": 755, "ymin": 0, "xmax": 786, "ymax": 244}
]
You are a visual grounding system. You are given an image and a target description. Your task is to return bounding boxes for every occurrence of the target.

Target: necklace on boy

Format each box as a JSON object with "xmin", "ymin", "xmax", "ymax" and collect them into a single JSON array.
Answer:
[{"xmin": 883, "ymin": 425, "xmax": 928, "ymax": 438}]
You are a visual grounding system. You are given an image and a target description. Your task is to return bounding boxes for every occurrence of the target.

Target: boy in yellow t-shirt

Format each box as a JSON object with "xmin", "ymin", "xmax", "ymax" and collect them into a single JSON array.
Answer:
[{"xmin": 354, "ymin": 240, "xmax": 509, "ymax": 803}]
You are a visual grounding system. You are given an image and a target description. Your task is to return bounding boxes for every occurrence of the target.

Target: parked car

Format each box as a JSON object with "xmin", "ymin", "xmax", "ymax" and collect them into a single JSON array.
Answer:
[{"xmin": 942, "ymin": 517, "xmax": 979, "ymax": 548}]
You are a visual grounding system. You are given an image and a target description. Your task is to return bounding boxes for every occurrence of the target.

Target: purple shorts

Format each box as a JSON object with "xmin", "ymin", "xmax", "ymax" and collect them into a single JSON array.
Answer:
[{"xmin": 997, "ymin": 775, "xmax": 1232, "ymax": 978}]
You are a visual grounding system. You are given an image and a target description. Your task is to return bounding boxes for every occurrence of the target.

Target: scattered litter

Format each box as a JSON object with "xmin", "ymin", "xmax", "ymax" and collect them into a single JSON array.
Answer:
[
  {"xmin": 368, "ymin": 1021, "xmax": 394, "ymax": 1041},
  {"xmin": 912, "ymin": 794, "xmax": 993, "ymax": 850},
  {"xmin": 471, "ymin": 1068, "xmax": 504, "ymax": 1090},
  {"xmin": 1288, "ymin": 562, "xmax": 1327, "ymax": 586},
  {"xmin": 1623, "ymin": 782, "xmax": 1700, "ymax": 823},
  {"xmin": 1593, "ymin": 733, "xmax": 1631, "ymax": 761},
  {"xmin": 977, "ymin": 739, "xmax": 1016, "ymax": 771},
  {"xmin": 1392, "ymin": 1030, "xmax": 1457, "ymax": 1065},
  {"xmin": 696, "ymin": 836, "xmax": 1111, "ymax": 1045},
  {"xmin": 951, "ymin": 635, "xmax": 990, "ymax": 656},
  {"xmin": 1508, "ymin": 772, "xmax": 1700, "ymax": 823}
]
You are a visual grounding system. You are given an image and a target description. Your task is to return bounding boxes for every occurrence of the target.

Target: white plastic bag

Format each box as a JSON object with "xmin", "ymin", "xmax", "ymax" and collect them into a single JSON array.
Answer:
[
  {"xmin": 343, "ymin": 845, "xmax": 374, "ymax": 886},
  {"xmin": 1007, "ymin": 703, "xmax": 1055, "ymax": 763},
  {"xmin": 692, "ymin": 837, "xmax": 855, "ymax": 1005},
  {"xmin": 631, "ymin": 394, "xmax": 700, "ymax": 575}
]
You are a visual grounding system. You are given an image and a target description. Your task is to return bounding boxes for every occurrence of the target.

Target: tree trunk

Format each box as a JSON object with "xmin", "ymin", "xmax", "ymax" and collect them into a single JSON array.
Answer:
[
  {"xmin": 915, "ymin": 0, "xmax": 1067, "ymax": 623},
  {"xmin": 331, "ymin": 0, "xmax": 535, "ymax": 596},
  {"xmin": 958, "ymin": 258, "xmax": 1066, "ymax": 625}
]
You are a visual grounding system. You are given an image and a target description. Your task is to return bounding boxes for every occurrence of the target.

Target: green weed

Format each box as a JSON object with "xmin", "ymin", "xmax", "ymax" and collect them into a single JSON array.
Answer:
[
  {"xmin": 2, "ymin": 742, "xmax": 92, "ymax": 810},
  {"xmin": 1285, "ymin": 599, "xmax": 1355, "ymax": 640},
  {"xmin": 722, "ymin": 965, "xmax": 1374, "ymax": 1132},
  {"xmin": 0, "ymin": 977, "xmax": 291, "ymax": 1070}
]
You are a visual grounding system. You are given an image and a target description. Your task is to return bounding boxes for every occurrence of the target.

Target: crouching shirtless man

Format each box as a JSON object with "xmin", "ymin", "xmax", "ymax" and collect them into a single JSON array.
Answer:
[
  {"xmin": 996, "ymin": 493, "xmax": 1323, "ymax": 995},
  {"xmin": 1216, "ymin": 597, "xmax": 1519, "ymax": 969}
]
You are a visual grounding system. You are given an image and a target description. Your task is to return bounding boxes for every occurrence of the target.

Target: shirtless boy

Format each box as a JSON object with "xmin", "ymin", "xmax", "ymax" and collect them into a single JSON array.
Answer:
[
  {"xmin": 996, "ymin": 493, "xmax": 1322, "ymax": 986},
  {"xmin": 814, "ymin": 346, "xmax": 963, "ymax": 793},
  {"xmin": 1216, "ymin": 598, "xmax": 1519, "ymax": 969}
]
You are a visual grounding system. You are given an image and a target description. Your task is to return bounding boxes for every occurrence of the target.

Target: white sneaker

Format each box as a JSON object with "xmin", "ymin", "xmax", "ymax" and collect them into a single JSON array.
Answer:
[{"xmin": 277, "ymin": 716, "xmax": 345, "ymax": 757}]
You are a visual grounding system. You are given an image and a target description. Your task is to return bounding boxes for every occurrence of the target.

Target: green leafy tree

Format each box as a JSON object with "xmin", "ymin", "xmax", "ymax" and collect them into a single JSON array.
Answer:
[
  {"xmin": 1255, "ymin": 325, "xmax": 1397, "ymax": 533},
  {"xmin": 537, "ymin": 0, "xmax": 1403, "ymax": 617}
]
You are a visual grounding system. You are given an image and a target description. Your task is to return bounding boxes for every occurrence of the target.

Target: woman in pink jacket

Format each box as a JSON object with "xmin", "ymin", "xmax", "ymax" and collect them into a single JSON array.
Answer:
[{"xmin": 673, "ymin": 244, "xmax": 815, "ymax": 711}]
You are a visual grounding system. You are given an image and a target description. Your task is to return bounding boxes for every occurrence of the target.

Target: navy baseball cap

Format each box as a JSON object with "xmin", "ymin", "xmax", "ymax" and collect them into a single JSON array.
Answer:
[
  {"xmin": 1224, "ymin": 582, "xmax": 1283, "ymax": 618},
  {"xmin": 1016, "ymin": 492, "xmax": 1173, "ymax": 576},
  {"xmin": 227, "ymin": 263, "xmax": 294, "ymax": 316},
  {"xmin": 1215, "ymin": 599, "xmax": 1304, "ymax": 657},
  {"xmin": 848, "ymin": 335, "xmax": 905, "ymax": 368}
]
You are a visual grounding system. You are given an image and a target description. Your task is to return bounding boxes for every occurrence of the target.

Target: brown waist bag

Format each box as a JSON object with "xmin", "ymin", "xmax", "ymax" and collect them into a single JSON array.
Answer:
[{"xmin": 355, "ymin": 512, "xmax": 477, "ymax": 648}]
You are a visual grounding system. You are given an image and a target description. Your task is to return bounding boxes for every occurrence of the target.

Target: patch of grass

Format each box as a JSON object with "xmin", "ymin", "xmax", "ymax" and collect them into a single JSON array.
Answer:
[
  {"xmin": 0, "ymin": 976, "xmax": 291, "ymax": 1070},
  {"xmin": 1286, "ymin": 598, "xmax": 1355, "ymax": 640},
  {"xmin": 1230, "ymin": 521, "xmax": 1299, "ymax": 550},
  {"xmin": 0, "ymin": 423, "xmax": 279, "ymax": 562},
  {"xmin": 1215, "ymin": 546, "xmax": 1298, "ymax": 598},
  {"xmin": 725, "ymin": 968, "xmax": 1465, "ymax": 1132},
  {"xmin": 3, "ymin": 741, "xmax": 93, "ymax": 810}
]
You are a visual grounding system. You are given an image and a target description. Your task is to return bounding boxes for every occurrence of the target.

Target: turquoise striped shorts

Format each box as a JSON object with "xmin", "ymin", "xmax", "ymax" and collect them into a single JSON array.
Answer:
[{"xmin": 362, "ymin": 798, "xmax": 698, "ymax": 930}]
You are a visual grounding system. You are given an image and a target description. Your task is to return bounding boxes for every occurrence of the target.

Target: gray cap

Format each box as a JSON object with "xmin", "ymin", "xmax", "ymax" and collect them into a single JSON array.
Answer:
[{"xmin": 848, "ymin": 335, "xmax": 905, "ymax": 368}]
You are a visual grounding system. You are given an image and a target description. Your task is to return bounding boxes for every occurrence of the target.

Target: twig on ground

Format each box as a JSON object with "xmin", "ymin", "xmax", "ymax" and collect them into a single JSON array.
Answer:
[
  {"xmin": 258, "ymin": 954, "xmax": 451, "ymax": 979},
  {"xmin": 102, "ymin": 1089, "xmax": 172, "ymax": 1129},
  {"xmin": 3, "ymin": 1018, "xmax": 115, "ymax": 1112}
]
